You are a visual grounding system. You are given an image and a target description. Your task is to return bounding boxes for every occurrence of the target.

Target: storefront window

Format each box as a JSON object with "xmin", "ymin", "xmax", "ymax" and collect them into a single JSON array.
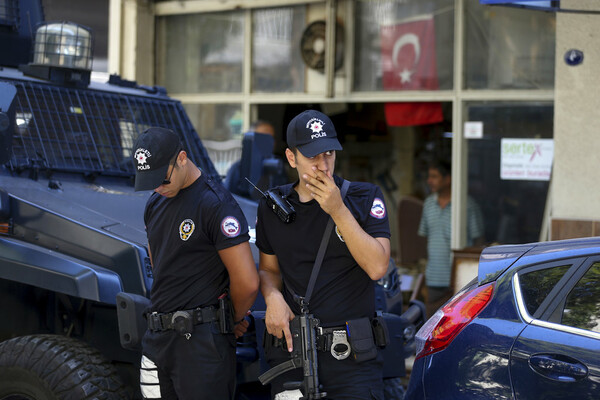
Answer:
[
  {"xmin": 465, "ymin": 0, "xmax": 555, "ymax": 89},
  {"xmin": 182, "ymin": 103, "xmax": 243, "ymax": 141},
  {"xmin": 156, "ymin": 11, "xmax": 244, "ymax": 93},
  {"xmin": 252, "ymin": 7, "xmax": 306, "ymax": 92},
  {"xmin": 354, "ymin": 0, "xmax": 454, "ymax": 92},
  {"xmin": 466, "ymin": 102, "xmax": 553, "ymax": 245}
]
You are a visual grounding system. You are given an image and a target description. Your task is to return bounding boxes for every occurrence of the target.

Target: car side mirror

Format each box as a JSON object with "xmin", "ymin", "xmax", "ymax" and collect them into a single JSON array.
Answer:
[{"xmin": 0, "ymin": 82, "xmax": 17, "ymax": 164}]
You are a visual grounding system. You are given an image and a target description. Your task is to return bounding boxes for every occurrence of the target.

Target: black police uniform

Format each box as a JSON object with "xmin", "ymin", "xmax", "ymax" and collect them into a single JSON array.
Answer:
[
  {"xmin": 256, "ymin": 175, "xmax": 391, "ymax": 400},
  {"xmin": 141, "ymin": 173, "xmax": 249, "ymax": 400}
]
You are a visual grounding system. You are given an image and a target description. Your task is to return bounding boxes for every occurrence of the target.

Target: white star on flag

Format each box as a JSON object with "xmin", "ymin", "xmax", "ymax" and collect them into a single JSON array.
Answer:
[{"xmin": 399, "ymin": 68, "xmax": 414, "ymax": 84}]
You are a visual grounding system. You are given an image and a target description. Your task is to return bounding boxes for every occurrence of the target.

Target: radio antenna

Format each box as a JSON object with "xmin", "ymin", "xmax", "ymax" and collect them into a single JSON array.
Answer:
[{"xmin": 245, "ymin": 177, "xmax": 266, "ymax": 197}]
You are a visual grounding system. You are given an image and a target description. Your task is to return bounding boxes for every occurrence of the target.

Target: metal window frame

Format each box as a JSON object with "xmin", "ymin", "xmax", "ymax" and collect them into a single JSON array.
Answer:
[{"xmin": 513, "ymin": 273, "xmax": 600, "ymax": 341}]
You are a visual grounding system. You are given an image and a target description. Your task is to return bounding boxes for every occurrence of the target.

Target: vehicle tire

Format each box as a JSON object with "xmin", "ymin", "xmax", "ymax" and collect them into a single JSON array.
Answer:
[
  {"xmin": 383, "ymin": 377, "xmax": 406, "ymax": 400},
  {"xmin": 0, "ymin": 334, "xmax": 131, "ymax": 400}
]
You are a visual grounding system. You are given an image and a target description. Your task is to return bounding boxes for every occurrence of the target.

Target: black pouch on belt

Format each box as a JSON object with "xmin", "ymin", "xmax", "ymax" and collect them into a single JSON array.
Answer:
[
  {"xmin": 346, "ymin": 317, "xmax": 377, "ymax": 363},
  {"xmin": 371, "ymin": 314, "xmax": 390, "ymax": 348},
  {"xmin": 218, "ymin": 294, "xmax": 234, "ymax": 334}
]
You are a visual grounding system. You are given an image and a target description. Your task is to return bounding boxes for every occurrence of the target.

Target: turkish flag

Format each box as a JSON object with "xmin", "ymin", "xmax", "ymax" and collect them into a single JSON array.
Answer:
[
  {"xmin": 381, "ymin": 16, "xmax": 443, "ymax": 126},
  {"xmin": 384, "ymin": 102, "xmax": 443, "ymax": 127}
]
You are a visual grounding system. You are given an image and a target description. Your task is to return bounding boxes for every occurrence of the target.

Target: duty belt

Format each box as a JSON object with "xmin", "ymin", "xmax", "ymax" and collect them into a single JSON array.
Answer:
[
  {"xmin": 147, "ymin": 306, "xmax": 218, "ymax": 332},
  {"xmin": 270, "ymin": 325, "xmax": 351, "ymax": 360}
]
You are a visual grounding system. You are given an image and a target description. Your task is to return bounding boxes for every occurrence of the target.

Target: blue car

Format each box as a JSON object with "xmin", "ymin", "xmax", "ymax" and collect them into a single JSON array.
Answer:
[{"xmin": 405, "ymin": 237, "xmax": 600, "ymax": 399}]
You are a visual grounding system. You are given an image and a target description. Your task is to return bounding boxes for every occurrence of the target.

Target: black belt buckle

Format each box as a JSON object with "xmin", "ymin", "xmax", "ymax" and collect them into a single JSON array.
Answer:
[
  {"xmin": 200, "ymin": 306, "xmax": 215, "ymax": 324},
  {"xmin": 172, "ymin": 310, "xmax": 193, "ymax": 339},
  {"xmin": 148, "ymin": 312, "xmax": 163, "ymax": 332}
]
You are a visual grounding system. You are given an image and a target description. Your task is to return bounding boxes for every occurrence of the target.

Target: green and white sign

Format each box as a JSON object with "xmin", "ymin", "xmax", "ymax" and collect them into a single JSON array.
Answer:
[{"xmin": 501, "ymin": 138, "xmax": 554, "ymax": 181}]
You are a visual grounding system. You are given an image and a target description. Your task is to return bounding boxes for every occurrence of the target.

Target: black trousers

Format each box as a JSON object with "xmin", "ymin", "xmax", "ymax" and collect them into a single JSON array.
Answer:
[
  {"xmin": 265, "ymin": 343, "xmax": 384, "ymax": 400},
  {"xmin": 140, "ymin": 322, "xmax": 236, "ymax": 400}
]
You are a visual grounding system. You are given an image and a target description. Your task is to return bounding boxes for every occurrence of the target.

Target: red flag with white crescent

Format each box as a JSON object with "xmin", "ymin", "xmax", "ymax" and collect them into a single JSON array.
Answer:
[
  {"xmin": 381, "ymin": 16, "xmax": 443, "ymax": 126},
  {"xmin": 381, "ymin": 16, "xmax": 439, "ymax": 90}
]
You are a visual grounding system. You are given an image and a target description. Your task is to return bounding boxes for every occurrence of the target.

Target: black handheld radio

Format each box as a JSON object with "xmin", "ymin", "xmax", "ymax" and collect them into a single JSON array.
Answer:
[{"xmin": 245, "ymin": 178, "xmax": 296, "ymax": 223}]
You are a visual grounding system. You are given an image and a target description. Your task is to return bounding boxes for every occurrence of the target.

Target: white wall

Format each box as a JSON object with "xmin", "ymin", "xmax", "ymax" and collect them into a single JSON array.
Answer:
[{"xmin": 553, "ymin": 0, "xmax": 600, "ymax": 219}]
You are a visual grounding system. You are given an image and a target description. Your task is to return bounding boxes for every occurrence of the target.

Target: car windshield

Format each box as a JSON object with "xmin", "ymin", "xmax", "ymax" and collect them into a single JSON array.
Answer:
[{"xmin": 5, "ymin": 79, "xmax": 219, "ymax": 180}]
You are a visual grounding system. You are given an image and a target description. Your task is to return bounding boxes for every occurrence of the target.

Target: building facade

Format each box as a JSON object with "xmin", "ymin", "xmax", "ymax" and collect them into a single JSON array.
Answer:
[{"xmin": 107, "ymin": 0, "xmax": 600, "ymax": 257}]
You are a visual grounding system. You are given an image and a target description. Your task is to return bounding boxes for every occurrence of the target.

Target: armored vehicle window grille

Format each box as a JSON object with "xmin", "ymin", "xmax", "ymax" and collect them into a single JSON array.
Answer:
[
  {"xmin": 0, "ymin": 0, "xmax": 18, "ymax": 28},
  {"xmin": 7, "ymin": 80, "xmax": 220, "ymax": 180}
]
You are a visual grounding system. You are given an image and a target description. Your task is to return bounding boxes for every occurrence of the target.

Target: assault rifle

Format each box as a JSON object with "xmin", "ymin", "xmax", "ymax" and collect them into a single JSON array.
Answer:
[{"xmin": 258, "ymin": 297, "xmax": 327, "ymax": 400}]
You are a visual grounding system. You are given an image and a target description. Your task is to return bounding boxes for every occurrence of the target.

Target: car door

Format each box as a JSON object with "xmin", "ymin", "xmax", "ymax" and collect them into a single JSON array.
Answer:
[{"xmin": 510, "ymin": 259, "xmax": 600, "ymax": 399}]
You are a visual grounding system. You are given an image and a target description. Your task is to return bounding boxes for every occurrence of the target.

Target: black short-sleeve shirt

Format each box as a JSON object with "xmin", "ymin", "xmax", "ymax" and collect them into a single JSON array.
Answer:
[
  {"xmin": 144, "ymin": 174, "xmax": 249, "ymax": 313},
  {"xmin": 255, "ymin": 175, "xmax": 390, "ymax": 325}
]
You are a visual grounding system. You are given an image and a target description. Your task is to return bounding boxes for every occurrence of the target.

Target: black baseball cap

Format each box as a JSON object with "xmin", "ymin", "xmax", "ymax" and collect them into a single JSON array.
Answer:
[
  {"xmin": 132, "ymin": 127, "xmax": 181, "ymax": 191},
  {"xmin": 286, "ymin": 110, "xmax": 342, "ymax": 157}
]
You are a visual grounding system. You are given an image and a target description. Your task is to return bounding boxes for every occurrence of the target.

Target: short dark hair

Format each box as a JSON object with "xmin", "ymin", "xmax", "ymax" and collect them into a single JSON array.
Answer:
[
  {"xmin": 429, "ymin": 158, "xmax": 451, "ymax": 177},
  {"xmin": 249, "ymin": 120, "xmax": 273, "ymax": 132}
]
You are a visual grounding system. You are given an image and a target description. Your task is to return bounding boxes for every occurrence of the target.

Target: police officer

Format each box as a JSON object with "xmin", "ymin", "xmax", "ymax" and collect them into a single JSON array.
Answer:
[
  {"xmin": 256, "ymin": 110, "xmax": 391, "ymax": 399},
  {"xmin": 132, "ymin": 127, "xmax": 259, "ymax": 399}
]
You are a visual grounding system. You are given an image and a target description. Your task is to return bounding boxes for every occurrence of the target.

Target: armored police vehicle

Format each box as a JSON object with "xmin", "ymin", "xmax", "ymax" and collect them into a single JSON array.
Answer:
[{"xmin": 0, "ymin": 1, "xmax": 422, "ymax": 399}]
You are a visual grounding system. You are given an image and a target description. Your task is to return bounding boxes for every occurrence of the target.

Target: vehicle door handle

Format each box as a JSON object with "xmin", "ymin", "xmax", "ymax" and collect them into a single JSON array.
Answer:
[{"xmin": 529, "ymin": 354, "xmax": 588, "ymax": 382}]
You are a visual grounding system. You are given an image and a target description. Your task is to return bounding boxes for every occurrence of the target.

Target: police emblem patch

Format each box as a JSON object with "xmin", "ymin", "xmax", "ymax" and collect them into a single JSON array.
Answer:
[
  {"xmin": 370, "ymin": 198, "xmax": 386, "ymax": 219},
  {"xmin": 306, "ymin": 118, "xmax": 327, "ymax": 139},
  {"xmin": 179, "ymin": 219, "xmax": 195, "ymax": 241},
  {"xmin": 134, "ymin": 148, "xmax": 151, "ymax": 171},
  {"xmin": 221, "ymin": 216, "xmax": 241, "ymax": 238},
  {"xmin": 335, "ymin": 225, "xmax": 344, "ymax": 242}
]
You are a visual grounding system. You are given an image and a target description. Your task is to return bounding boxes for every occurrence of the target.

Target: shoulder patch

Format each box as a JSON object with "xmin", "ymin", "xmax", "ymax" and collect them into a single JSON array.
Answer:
[
  {"xmin": 370, "ymin": 197, "xmax": 386, "ymax": 219},
  {"xmin": 179, "ymin": 218, "xmax": 195, "ymax": 241},
  {"xmin": 221, "ymin": 216, "xmax": 241, "ymax": 238}
]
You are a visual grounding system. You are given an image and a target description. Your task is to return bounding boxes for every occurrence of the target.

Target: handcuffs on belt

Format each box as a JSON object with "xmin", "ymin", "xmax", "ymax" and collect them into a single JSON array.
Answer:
[{"xmin": 318, "ymin": 327, "xmax": 351, "ymax": 360}]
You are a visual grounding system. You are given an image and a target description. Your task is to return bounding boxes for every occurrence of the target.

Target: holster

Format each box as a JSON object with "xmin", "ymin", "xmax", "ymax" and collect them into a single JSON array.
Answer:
[
  {"xmin": 371, "ymin": 313, "xmax": 390, "ymax": 348},
  {"xmin": 218, "ymin": 293, "xmax": 235, "ymax": 334}
]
